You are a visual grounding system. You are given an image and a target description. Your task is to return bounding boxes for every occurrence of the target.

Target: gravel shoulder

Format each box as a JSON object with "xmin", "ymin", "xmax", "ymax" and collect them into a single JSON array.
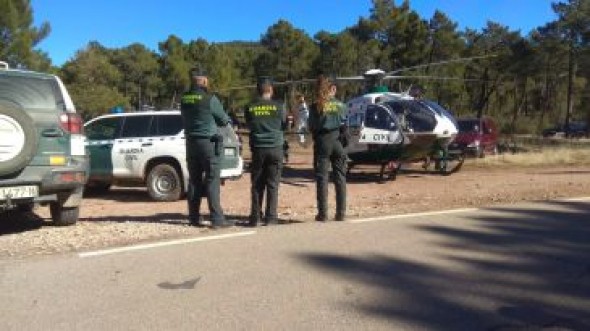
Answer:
[{"xmin": 1, "ymin": 154, "xmax": 589, "ymax": 259}]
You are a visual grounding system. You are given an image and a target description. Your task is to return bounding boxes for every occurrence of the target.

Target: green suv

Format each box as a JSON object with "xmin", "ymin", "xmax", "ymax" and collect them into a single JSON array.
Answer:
[{"xmin": 0, "ymin": 61, "xmax": 88, "ymax": 225}]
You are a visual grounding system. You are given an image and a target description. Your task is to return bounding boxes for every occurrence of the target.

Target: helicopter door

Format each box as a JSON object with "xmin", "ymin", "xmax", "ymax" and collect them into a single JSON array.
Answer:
[{"xmin": 359, "ymin": 104, "xmax": 402, "ymax": 145}]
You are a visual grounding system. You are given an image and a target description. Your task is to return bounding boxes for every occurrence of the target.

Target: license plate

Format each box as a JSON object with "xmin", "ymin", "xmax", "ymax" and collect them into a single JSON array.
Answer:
[{"xmin": 0, "ymin": 185, "xmax": 39, "ymax": 200}]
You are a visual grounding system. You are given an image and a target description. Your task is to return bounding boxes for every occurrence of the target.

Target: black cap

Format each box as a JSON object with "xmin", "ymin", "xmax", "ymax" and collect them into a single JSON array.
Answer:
[
  {"xmin": 257, "ymin": 76, "xmax": 273, "ymax": 87},
  {"xmin": 189, "ymin": 65, "xmax": 207, "ymax": 77}
]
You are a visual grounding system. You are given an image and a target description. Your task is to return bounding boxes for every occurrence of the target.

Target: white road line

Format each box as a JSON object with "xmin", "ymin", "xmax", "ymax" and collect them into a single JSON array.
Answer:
[
  {"xmin": 559, "ymin": 196, "xmax": 590, "ymax": 202},
  {"xmin": 348, "ymin": 208, "xmax": 479, "ymax": 224},
  {"xmin": 79, "ymin": 231, "xmax": 256, "ymax": 258}
]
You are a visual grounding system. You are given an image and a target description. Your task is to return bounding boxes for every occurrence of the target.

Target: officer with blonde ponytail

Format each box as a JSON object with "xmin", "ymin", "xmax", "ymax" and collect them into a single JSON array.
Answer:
[{"xmin": 308, "ymin": 75, "xmax": 348, "ymax": 222}]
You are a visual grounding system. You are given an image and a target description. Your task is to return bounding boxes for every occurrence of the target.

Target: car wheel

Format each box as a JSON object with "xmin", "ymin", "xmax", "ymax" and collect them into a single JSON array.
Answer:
[
  {"xmin": 478, "ymin": 147, "xmax": 485, "ymax": 158},
  {"xmin": 0, "ymin": 105, "xmax": 39, "ymax": 176},
  {"xmin": 147, "ymin": 163, "xmax": 182, "ymax": 201},
  {"xmin": 50, "ymin": 202, "xmax": 79, "ymax": 226}
]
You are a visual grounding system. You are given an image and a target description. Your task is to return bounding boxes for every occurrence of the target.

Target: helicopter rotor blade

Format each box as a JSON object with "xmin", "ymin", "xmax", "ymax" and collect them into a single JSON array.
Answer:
[
  {"xmin": 387, "ymin": 54, "xmax": 497, "ymax": 75},
  {"xmin": 335, "ymin": 76, "xmax": 365, "ymax": 81},
  {"xmin": 383, "ymin": 75, "xmax": 488, "ymax": 82}
]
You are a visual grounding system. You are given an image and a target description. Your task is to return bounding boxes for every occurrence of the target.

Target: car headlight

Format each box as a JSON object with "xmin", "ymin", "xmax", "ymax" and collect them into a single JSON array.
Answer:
[{"xmin": 467, "ymin": 140, "xmax": 480, "ymax": 148}]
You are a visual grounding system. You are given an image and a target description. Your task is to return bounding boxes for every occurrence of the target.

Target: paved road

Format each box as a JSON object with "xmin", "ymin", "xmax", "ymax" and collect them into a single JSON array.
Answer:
[{"xmin": 1, "ymin": 199, "xmax": 589, "ymax": 330}]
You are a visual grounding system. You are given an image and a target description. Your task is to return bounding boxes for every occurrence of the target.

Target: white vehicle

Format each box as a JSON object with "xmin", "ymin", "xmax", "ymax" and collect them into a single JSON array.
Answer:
[{"xmin": 84, "ymin": 110, "xmax": 243, "ymax": 201}]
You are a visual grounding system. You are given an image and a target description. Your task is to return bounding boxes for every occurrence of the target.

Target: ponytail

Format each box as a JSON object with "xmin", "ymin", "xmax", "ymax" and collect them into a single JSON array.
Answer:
[{"xmin": 315, "ymin": 75, "xmax": 331, "ymax": 114}]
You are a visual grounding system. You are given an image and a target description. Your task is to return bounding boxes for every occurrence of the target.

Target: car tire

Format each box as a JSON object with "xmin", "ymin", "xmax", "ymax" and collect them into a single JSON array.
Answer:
[
  {"xmin": 49, "ymin": 202, "xmax": 79, "ymax": 226},
  {"xmin": 478, "ymin": 147, "xmax": 485, "ymax": 158},
  {"xmin": 147, "ymin": 163, "xmax": 182, "ymax": 201},
  {"xmin": 0, "ymin": 105, "xmax": 39, "ymax": 176}
]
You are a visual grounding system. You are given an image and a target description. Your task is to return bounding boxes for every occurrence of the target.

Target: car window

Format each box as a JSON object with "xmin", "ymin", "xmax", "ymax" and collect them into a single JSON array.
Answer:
[
  {"xmin": 86, "ymin": 117, "xmax": 123, "ymax": 140},
  {"xmin": 156, "ymin": 115, "xmax": 183, "ymax": 136},
  {"xmin": 458, "ymin": 120, "xmax": 480, "ymax": 133},
  {"xmin": 120, "ymin": 116, "xmax": 153, "ymax": 138},
  {"xmin": 0, "ymin": 75, "xmax": 60, "ymax": 110}
]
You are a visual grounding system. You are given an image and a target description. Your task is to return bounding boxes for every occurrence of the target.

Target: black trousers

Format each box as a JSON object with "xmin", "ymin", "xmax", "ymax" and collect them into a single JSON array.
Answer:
[
  {"xmin": 250, "ymin": 146, "xmax": 283, "ymax": 223},
  {"xmin": 314, "ymin": 131, "xmax": 347, "ymax": 218},
  {"xmin": 186, "ymin": 137, "xmax": 224, "ymax": 224}
]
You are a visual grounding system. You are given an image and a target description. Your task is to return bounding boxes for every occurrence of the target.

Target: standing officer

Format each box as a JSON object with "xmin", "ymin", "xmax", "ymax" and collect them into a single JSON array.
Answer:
[
  {"xmin": 308, "ymin": 75, "xmax": 348, "ymax": 222},
  {"xmin": 245, "ymin": 77, "xmax": 285, "ymax": 226},
  {"xmin": 180, "ymin": 67, "xmax": 233, "ymax": 229}
]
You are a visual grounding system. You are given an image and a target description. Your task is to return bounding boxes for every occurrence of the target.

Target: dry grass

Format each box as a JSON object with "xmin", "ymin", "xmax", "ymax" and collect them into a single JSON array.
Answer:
[{"xmin": 468, "ymin": 146, "xmax": 590, "ymax": 168}]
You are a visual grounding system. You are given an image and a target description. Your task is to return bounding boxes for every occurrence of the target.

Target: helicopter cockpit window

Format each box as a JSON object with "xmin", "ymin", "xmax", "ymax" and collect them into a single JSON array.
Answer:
[
  {"xmin": 365, "ymin": 105, "xmax": 397, "ymax": 131},
  {"xmin": 348, "ymin": 113, "xmax": 363, "ymax": 128},
  {"xmin": 404, "ymin": 101, "xmax": 437, "ymax": 132},
  {"xmin": 383, "ymin": 101, "xmax": 408, "ymax": 131}
]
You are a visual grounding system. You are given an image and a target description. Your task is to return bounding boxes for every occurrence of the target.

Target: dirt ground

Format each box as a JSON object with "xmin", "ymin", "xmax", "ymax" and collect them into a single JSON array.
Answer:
[{"xmin": 1, "ymin": 152, "xmax": 589, "ymax": 259}]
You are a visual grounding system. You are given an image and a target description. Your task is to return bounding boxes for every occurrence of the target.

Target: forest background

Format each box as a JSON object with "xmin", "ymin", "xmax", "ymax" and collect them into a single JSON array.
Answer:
[{"xmin": 2, "ymin": 0, "xmax": 589, "ymax": 134}]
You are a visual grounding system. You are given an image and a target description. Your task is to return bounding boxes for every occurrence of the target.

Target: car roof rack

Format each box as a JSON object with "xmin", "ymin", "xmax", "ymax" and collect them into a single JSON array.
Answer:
[{"xmin": 0, "ymin": 61, "xmax": 8, "ymax": 70}]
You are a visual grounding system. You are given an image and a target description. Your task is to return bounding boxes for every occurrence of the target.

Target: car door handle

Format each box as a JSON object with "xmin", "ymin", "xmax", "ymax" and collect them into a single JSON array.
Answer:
[
  {"xmin": 141, "ymin": 142, "xmax": 153, "ymax": 147},
  {"xmin": 41, "ymin": 128, "xmax": 64, "ymax": 137}
]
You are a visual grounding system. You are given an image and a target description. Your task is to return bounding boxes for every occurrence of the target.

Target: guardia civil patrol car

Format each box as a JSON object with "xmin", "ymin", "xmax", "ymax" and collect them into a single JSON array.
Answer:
[{"xmin": 84, "ymin": 110, "xmax": 243, "ymax": 201}]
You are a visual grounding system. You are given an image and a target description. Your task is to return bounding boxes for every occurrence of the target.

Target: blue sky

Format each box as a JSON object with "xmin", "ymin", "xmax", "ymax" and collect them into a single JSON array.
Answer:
[{"xmin": 32, "ymin": 0, "xmax": 557, "ymax": 66}]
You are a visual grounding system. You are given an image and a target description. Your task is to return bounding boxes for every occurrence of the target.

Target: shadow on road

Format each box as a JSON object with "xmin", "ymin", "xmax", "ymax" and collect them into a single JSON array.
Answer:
[
  {"xmin": 80, "ymin": 213, "xmax": 188, "ymax": 225},
  {"xmin": 83, "ymin": 188, "xmax": 154, "ymax": 202},
  {"xmin": 79, "ymin": 213, "xmax": 296, "ymax": 227},
  {"xmin": 296, "ymin": 201, "xmax": 590, "ymax": 330},
  {"xmin": 0, "ymin": 211, "xmax": 46, "ymax": 235}
]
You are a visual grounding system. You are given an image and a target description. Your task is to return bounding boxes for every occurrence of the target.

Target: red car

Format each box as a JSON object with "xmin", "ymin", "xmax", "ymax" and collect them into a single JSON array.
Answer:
[{"xmin": 450, "ymin": 116, "xmax": 499, "ymax": 158}]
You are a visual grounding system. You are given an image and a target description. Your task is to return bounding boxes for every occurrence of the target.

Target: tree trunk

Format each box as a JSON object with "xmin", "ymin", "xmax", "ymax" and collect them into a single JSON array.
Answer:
[{"xmin": 564, "ymin": 40, "xmax": 576, "ymax": 137}]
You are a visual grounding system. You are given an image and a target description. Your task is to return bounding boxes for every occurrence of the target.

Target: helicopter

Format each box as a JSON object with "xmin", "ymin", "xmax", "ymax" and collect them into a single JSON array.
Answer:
[
  {"xmin": 218, "ymin": 56, "xmax": 492, "ymax": 181},
  {"xmin": 334, "ymin": 68, "xmax": 466, "ymax": 181}
]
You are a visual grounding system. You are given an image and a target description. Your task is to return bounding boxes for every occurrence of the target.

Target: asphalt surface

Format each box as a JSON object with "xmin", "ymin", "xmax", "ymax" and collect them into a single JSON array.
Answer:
[{"xmin": 1, "ymin": 199, "xmax": 589, "ymax": 330}]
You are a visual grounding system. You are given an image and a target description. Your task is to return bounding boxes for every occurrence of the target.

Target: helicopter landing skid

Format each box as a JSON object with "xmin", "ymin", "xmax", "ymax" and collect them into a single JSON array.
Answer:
[
  {"xmin": 346, "ymin": 159, "xmax": 401, "ymax": 183},
  {"xmin": 434, "ymin": 151, "xmax": 465, "ymax": 176}
]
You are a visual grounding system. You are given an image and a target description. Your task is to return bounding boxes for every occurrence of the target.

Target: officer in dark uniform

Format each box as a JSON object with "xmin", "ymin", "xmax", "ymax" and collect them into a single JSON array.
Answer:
[
  {"xmin": 180, "ymin": 67, "xmax": 233, "ymax": 229},
  {"xmin": 308, "ymin": 75, "xmax": 348, "ymax": 222},
  {"xmin": 245, "ymin": 77, "xmax": 286, "ymax": 226}
]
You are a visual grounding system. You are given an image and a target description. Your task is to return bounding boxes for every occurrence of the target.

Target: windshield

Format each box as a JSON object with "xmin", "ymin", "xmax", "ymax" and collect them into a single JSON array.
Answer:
[
  {"xmin": 457, "ymin": 119, "xmax": 480, "ymax": 133},
  {"xmin": 0, "ymin": 75, "xmax": 60, "ymax": 110}
]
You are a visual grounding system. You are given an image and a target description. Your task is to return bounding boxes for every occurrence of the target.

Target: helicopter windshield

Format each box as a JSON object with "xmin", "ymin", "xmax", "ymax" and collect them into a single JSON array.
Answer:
[
  {"xmin": 421, "ymin": 100, "xmax": 458, "ymax": 127},
  {"xmin": 383, "ymin": 100, "xmax": 436, "ymax": 133}
]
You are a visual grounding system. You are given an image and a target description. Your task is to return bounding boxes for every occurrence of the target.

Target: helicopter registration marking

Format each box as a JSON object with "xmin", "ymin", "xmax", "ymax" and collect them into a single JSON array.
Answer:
[{"xmin": 359, "ymin": 132, "xmax": 398, "ymax": 144}]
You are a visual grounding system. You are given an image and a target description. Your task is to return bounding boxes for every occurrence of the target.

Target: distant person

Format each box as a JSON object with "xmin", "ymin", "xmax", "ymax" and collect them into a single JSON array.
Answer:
[
  {"xmin": 180, "ymin": 66, "xmax": 234, "ymax": 229},
  {"xmin": 296, "ymin": 94, "xmax": 309, "ymax": 144},
  {"xmin": 308, "ymin": 75, "xmax": 348, "ymax": 222},
  {"xmin": 245, "ymin": 76, "xmax": 286, "ymax": 226}
]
